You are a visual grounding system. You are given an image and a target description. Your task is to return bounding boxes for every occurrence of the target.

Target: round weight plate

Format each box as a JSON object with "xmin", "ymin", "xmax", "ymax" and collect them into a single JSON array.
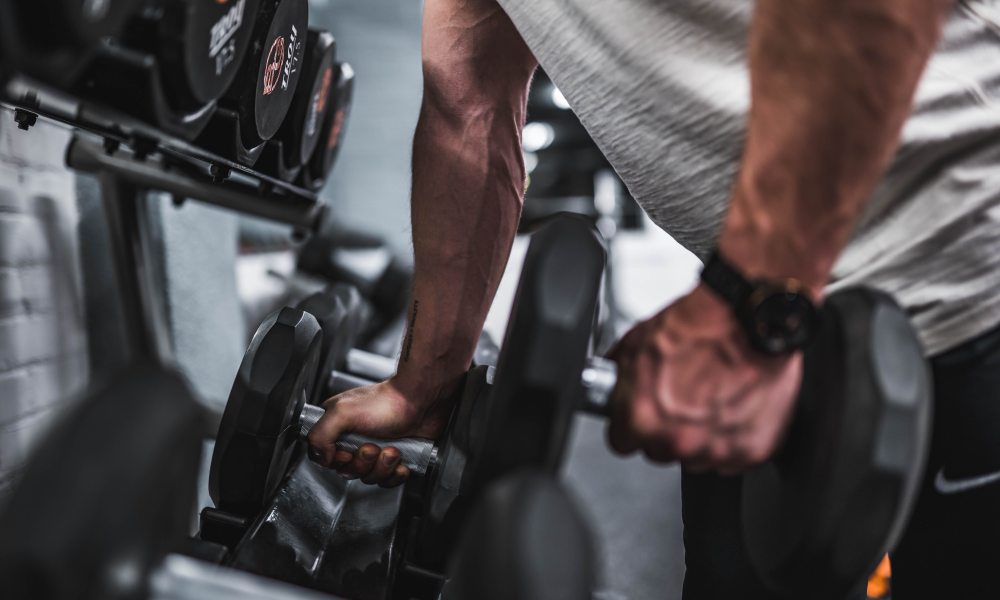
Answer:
[
  {"xmin": 252, "ymin": 0, "xmax": 308, "ymax": 143},
  {"xmin": 303, "ymin": 61, "xmax": 353, "ymax": 189},
  {"xmin": 742, "ymin": 288, "xmax": 931, "ymax": 599},
  {"xmin": 144, "ymin": 0, "xmax": 259, "ymax": 109},
  {"xmin": 276, "ymin": 29, "xmax": 336, "ymax": 167},
  {"xmin": 209, "ymin": 306, "xmax": 322, "ymax": 517},
  {"xmin": 222, "ymin": 0, "xmax": 307, "ymax": 148},
  {"xmin": 296, "ymin": 283, "xmax": 370, "ymax": 404},
  {"xmin": 444, "ymin": 471, "xmax": 596, "ymax": 600},
  {"xmin": 0, "ymin": 363, "xmax": 204, "ymax": 600},
  {"xmin": 466, "ymin": 214, "xmax": 606, "ymax": 496},
  {"xmin": 55, "ymin": 0, "xmax": 138, "ymax": 45},
  {"xmin": 182, "ymin": 0, "xmax": 260, "ymax": 105}
]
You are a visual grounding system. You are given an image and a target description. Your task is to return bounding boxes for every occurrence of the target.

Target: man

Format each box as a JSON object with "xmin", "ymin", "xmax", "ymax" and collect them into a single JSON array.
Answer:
[{"xmin": 310, "ymin": 0, "xmax": 1000, "ymax": 597}]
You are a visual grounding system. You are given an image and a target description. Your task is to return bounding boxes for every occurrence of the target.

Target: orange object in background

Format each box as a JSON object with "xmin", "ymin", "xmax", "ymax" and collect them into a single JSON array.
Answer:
[{"xmin": 867, "ymin": 555, "xmax": 892, "ymax": 598}]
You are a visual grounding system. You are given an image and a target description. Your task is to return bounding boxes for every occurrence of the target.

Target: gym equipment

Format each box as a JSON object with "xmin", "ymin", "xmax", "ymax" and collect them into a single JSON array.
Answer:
[
  {"xmin": 442, "ymin": 470, "xmax": 596, "ymax": 600},
  {"xmin": 198, "ymin": 0, "xmax": 309, "ymax": 163},
  {"xmin": 300, "ymin": 61, "xmax": 354, "ymax": 190},
  {"xmin": 259, "ymin": 29, "xmax": 337, "ymax": 180},
  {"xmin": 207, "ymin": 212, "xmax": 930, "ymax": 597},
  {"xmin": 209, "ymin": 306, "xmax": 322, "ymax": 518},
  {"xmin": 296, "ymin": 220, "xmax": 413, "ymax": 338},
  {"xmin": 295, "ymin": 283, "xmax": 372, "ymax": 406},
  {"xmin": 312, "ymin": 216, "xmax": 931, "ymax": 595},
  {"xmin": 0, "ymin": 0, "xmax": 138, "ymax": 87},
  {"xmin": 741, "ymin": 288, "xmax": 931, "ymax": 599},
  {"xmin": 123, "ymin": 0, "xmax": 261, "ymax": 112},
  {"xmin": 0, "ymin": 363, "xmax": 205, "ymax": 600}
]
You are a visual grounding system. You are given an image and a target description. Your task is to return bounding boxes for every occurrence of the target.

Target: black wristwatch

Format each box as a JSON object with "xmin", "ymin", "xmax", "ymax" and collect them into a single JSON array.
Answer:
[{"xmin": 700, "ymin": 251, "xmax": 818, "ymax": 355}]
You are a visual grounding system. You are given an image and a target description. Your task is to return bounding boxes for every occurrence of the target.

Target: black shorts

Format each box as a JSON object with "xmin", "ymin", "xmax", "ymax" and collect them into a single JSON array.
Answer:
[{"xmin": 681, "ymin": 321, "xmax": 1000, "ymax": 600}]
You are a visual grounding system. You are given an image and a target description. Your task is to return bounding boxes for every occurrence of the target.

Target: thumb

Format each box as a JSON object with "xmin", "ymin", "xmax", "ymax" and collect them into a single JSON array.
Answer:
[{"xmin": 306, "ymin": 397, "xmax": 352, "ymax": 467}]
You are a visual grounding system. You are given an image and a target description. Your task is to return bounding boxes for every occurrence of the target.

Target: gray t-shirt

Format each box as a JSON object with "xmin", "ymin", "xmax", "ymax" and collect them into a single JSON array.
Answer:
[{"xmin": 498, "ymin": 0, "xmax": 1000, "ymax": 355}]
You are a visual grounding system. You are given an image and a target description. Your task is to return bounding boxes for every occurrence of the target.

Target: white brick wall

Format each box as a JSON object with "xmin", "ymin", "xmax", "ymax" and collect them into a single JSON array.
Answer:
[{"xmin": 0, "ymin": 109, "xmax": 89, "ymax": 495}]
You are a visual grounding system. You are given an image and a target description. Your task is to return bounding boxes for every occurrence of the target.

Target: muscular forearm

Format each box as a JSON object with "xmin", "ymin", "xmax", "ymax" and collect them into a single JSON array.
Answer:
[
  {"xmin": 719, "ymin": 0, "xmax": 953, "ymax": 295},
  {"xmin": 395, "ymin": 0, "xmax": 536, "ymax": 402}
]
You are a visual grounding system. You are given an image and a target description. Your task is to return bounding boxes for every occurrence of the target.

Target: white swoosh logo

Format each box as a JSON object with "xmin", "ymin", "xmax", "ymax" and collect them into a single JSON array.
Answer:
[{"xmin": 934, "ymin": 467, "xmax": 1000, "ymax": 495}]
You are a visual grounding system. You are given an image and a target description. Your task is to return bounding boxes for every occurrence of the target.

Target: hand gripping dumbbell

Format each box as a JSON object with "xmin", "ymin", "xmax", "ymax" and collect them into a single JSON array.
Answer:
[
  {"xmin": 209, "ymin": 213, "xmax": 931, "ymax": 598},
  {"xmin": 297, "ymin": 355, "xmax": 617, "ymax": 474},
  {"xmin": 310, "ymin": 216, "xmax": 931, "ymax": 598}
]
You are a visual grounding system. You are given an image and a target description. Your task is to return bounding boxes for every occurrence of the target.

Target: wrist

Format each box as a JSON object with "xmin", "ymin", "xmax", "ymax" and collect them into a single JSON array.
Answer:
[
  {"xmin": 391, "ymin": 364, "xmax": 466, "ymax": 408},
  {"xmin": 718, "ymin": 187, "xmax": 832, "ymax": 300},
  {"xmin": 669, "ymin": 284, "xmax": 741, "ymax": 337}
]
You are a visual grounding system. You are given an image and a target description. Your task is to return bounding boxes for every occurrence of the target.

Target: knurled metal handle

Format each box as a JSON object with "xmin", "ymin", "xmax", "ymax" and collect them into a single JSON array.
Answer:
[{"xmin": 299, "ymin": 404, "xmax": 436, "ymax": 475}]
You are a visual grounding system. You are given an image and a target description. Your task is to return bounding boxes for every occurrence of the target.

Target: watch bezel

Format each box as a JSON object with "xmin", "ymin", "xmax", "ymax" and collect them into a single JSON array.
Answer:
[{"xmin": 743, "ymin": 278, "xmax": 817, "ymax": 355}]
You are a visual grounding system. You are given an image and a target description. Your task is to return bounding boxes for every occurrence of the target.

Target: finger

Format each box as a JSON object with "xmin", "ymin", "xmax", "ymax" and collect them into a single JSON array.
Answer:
[
  {"xmin": 607, "ymin": 380, "xmax": 641, "ymax": 455},
  {"xmin": 362, "ymin": 447, "xmax": 402, "ymax": 485},
  {"xmin": 347, "ymin": 443, "xmax": 381, "ymax": 479},
  {"xmin": 307, "ymin": 405, "xmax": 350, "ymax": 467},
  {"xmin": 379, "ymin": 463, "xmax": 411, "ymax": 488},
  {"xmin": 332, "ymin": 450, "xmax": 353, "ymax": 467}
]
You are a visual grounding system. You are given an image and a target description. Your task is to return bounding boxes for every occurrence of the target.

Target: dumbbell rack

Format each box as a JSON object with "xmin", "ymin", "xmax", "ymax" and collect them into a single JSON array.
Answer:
[{"xmin": 3, "ymin": 76, "xmax": 327, "ymax": 366}]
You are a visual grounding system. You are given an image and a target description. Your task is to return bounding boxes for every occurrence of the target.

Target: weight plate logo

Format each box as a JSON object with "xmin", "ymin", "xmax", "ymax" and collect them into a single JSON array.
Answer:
[
  {"xmin": 262, "ymin": 36, "xmax": 286, "ymax": 96},
  {"xmin": 209, "ymin": 0, "xmax": 246, "ymax": 59},
  {"xmin": 307, "ymin": 68, "xmax": 333, "ymax": 137},
  {"xmin": 328, "ymin": 108, "xmax": 345, "ymax": 150}
]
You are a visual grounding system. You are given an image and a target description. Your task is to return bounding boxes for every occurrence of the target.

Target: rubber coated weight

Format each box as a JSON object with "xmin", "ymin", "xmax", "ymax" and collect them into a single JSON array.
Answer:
[
  {"xmin": 467, "ymin": 214, "xmax": 606, "ymax": 494},
  {"xmin": 302, "ymin": 61, "xmax": 354, "ymax": 190},
  {"xmin": 296, "ymin": 283, "xmax": 370, "ymax": 405},
  {"xmin": 0, "ymin": 0, "xmax": 138, "ymax": 86},
  {"xmin": 275, "ymin": 29, "xmax": 337, "ymax": 167},
  {"xmin": 0, "ymin": 363, "xmax": 204, "ymax": 600},
  {"xmin": 222, "ymin": 0, "xmax": 308, "ymax": 148},
  {"xmin": 210, "ymin": 306, "xmax": 322, "ymax": 517},
  {"xmin": 443, "ymin": 471, "xmax": 596, "ymax": 600},
  {"xmin": 125, "ymin": 0, "xmax": 260, "ymax": 110},
  {"xmin": 742, "ymin": 288, "xmax": 931, "ymax": 599},
  {"xmin": 23, "ymin": 0, "xmax": 138, "ymax": 47}
]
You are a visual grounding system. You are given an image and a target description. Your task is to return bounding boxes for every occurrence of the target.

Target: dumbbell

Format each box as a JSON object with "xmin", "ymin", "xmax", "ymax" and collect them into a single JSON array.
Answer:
[
  {"xmin": 262, "ymin": 29, "xmax": 337, "ymax": 176},
  {"xmin": 0, "ymin": 0, "xmax": 139, "ymax": 87},
  {"xmin": 208, "ymin": 213, "xmax": 931, "ymax": 597},
  {"xmin": 200, "ymin": 0, "xmax": 308, "ymax": 159},
  {"xmin": 312, "ymin": 215, "xmax": 931, "ymax": 597},
  {"xmin": 121, "ymin": 0, "xmax": 260, "ymax": 112},
  {"xmin": 299, "ymin": 61, "xmax": 354, "ymax": 190},
  {"xmin": 0, "ymin": 363, "xmax": 205, "ymax": 600}
]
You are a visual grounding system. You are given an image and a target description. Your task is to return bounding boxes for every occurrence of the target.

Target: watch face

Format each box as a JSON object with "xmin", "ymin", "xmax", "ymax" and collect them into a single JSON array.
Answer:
[{"xmin": 748, "ymin": 290, "xmax": 817, "ymax": 355}]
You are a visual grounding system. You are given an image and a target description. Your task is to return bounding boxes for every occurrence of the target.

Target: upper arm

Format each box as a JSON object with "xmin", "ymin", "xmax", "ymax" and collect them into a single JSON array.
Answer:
[{"xmin": 420, "ymin": 0, "xmax": 537, "ymax": 117}]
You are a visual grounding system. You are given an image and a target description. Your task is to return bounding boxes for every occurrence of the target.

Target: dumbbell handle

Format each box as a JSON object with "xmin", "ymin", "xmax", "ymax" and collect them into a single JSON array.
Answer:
[
  {"xmin": 342, "ymin": 349, "xmax": 617, "ymax": 416},
  {"xmin": 299, "ymin": 403, "xmax": 438, "ymax": 476},
  {"xmin": 302, "ymin": 356, "xmax": 617, "ymax": 476}
]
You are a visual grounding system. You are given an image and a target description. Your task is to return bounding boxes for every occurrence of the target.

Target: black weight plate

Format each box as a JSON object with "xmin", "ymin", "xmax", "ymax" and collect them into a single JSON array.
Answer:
[
  {"xmin": 303, "ymin": 61, "xmax": 354, "ymax": 190},
  {"xmin": 210, "ymin": 306, "xmax": 322, "ymax": 517},
  {"xmin": 742, "ymin": 288, "xmax": 931, "ymax": 599},
  {"xmin": 222, "ymin": 0, "xmax": 308, "ymax": 148},
  {"xmin": 34, "ymin": 0, "xmax": 138, "ymax": 46},
  {"xmin": 444, "ymin": 471, "xmax": 596, "ymax": 600},
  {"xmin": 0, "ymin": 363, "xmax": 204, "ymax": 600},
  {"xmin": 276, "ymin": 29, "xmax": 337, "ymax": 167},
  {"xmin": 467, "ymin": 214, "xmax": 606, "ymax": 496},
  {"xmin": 296, "ymin": 283, "xmax": 370, "ymax": 404},
  {"xmin": 136, "ymin": 0, "xmax": 261, "ymax": 109}
]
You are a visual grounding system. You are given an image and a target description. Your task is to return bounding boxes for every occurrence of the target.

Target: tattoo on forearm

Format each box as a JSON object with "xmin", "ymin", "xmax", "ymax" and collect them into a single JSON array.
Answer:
[{"xmin": 402, "ymin": 299, "xmax": 419, "ymax": 363}]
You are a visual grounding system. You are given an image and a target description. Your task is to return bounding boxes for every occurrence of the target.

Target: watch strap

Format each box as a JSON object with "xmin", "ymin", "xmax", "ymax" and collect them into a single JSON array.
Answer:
[{"xmin": 700, "ymin": 251, "xmax": 754, "ymax": 312}]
